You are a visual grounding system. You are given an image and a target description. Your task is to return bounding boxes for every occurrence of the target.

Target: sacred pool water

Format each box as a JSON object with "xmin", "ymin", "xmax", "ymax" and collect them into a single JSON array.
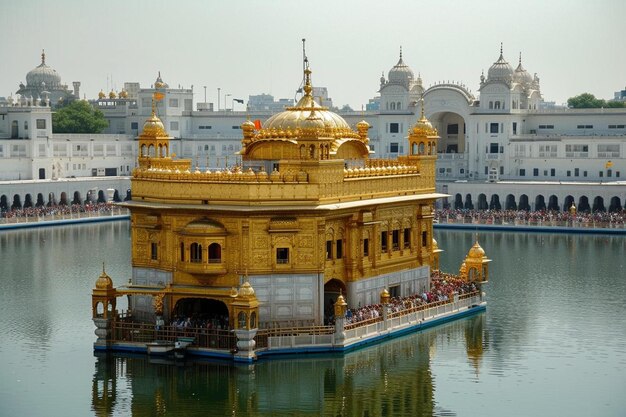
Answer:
[{"xmin": 0, "ymin": 222, "xmax": 624, "ymax": 416}]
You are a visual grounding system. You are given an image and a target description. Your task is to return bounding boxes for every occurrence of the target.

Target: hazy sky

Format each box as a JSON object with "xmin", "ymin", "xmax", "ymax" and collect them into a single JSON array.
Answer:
[{"xmin": 1, "ymin": 0, "xmax": 624, "ymax": 109}]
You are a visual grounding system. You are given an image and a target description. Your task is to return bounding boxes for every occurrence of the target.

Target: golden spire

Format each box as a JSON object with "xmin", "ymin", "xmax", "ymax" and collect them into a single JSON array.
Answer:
[
  {"xmin": 303, "ymin": 58, "xmax": 312, "ymax": 97},
  {"xmin": 41, "ymin": 49, "xmax": 46, "ymax": 65}
]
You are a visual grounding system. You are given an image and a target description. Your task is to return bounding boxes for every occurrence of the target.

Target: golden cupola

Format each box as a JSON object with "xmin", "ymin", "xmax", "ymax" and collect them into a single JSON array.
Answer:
[{"xmin": 239, "ymin": 59, "xmax": 370, "ymax": 161}]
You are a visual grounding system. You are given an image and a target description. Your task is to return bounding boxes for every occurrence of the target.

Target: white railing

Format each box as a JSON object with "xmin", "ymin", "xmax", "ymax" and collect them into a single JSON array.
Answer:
[{"xmin": 343, "ymin": 294, "xmax": 480, "ymax": 342}]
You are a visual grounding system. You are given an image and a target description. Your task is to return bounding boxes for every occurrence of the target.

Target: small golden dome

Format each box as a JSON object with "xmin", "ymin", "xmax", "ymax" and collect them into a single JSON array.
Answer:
[
  {"xmin": 241, "ymin": 119, "xmax": 255, "ymax": 131},
  {"xmin": 412, "ymin": 102, "xmax": 438, "ymax": 136},
  {"xmin": 335, "ymin": 293, "xmax": 347, "ymax": 307},
  {"xmin": 95, "ymin": 269, "xmax": 113, "ymax": 290},
  {"xmin": 459, "ymin": 262, "xmax": 467, "ymax": 275},
  {"xmin": 119, "ymin": 89, "xmax": 128, "ymax": 99},
  {"xmin": 141, "ymin": 113, "xmax": 168, "ymax": 138},
  {"xmin": 238, "ymin": 281, "xmax": 256, "ymax": 298},
  {"xmin": 109, "ymin": 90, "xmax": 117, "ymax": 99},
  {"xmin": 98, "ymin": 90, "xmax": 106, "ymax": 99},
  {"xmin": 380, "ymin": 288, "xmax": 390, "ymax": 304},
  {"xmin": 467, "ymin": 241, "xmax": 486, "ymax": 259}
]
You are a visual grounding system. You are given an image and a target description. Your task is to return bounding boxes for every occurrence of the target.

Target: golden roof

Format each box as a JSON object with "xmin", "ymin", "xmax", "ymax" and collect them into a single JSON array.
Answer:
[
  {"xmin": 467, "ymin": 241, "xmax": 486, "ymax": 259},
  {"xmin": 412, "ymin": 103, "xmax": 438, "ymax": 136},
  {"xmin": 98, "ymin": 90, "xmax": 106, "ymax": 99},
  {"xmin": 95, "ymin": 266, "xmax": 113, "ymax": 290},
  {"xmin": 250, "ymin": 63, "xmax": 360, "ymax": 142},
  {"xmin": 238, "ymin": 280, "xmax": 256, "ymax": 299},
  {"xmin": 141, "ymin": 110, "xmax": 168, "ymax": 138},
  {"xmin": 109, "ymin": 90, "xmax": 117, "ymax": 99}
]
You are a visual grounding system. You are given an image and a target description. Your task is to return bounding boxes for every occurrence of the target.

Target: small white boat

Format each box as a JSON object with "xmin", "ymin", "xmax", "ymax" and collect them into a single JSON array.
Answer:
[{"xmin": 146, "ymin": 340, "xmax": 175, "ymax": 355}]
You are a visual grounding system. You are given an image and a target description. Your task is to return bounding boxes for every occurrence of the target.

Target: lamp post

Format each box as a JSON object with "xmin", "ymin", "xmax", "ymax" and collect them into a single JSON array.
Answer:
[{"xmin": 217, "ymin": 87, "xmax": 221, "ymax": 111}]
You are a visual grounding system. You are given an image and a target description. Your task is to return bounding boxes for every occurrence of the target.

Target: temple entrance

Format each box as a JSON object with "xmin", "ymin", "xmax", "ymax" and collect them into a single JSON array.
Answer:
[
  {"xmin": 324, "ymin": 278, "xmax": 347, "ymax": 324},
  {"xmin": 171, "ymin": 298, "xmax": 229, "ymax": 330}
]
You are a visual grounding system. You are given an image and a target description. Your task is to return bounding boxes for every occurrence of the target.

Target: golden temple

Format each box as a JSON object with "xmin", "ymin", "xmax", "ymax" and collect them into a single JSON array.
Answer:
[{"xmin": 92, "ymin": 54, "xmax": 490, "ymax": 360}]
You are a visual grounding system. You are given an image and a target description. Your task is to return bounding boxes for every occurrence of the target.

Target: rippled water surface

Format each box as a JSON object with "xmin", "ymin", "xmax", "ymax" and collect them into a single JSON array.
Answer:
[{"xmin": 0, "ymin": 223, "xmax": 625, "ymax": 416}]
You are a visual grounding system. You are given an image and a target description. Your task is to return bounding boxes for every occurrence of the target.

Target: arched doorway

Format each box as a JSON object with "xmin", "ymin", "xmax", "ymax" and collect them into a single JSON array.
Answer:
[
  {"xmin": 97, "ymin": 190, "xmax": 107, "ymax": 203},
  {"xmin": 324, "ymin": 279, "xmax": 347, "ymax": 325},
  {"xmin": 59, "ymin": 192, "xmax": 69, "ymax": 206},
  {"xmin": 477, "ymin": 194, "xmax": 488, "ymax": 210},
  {"xmin": 172, "ymin": 298, "xmax": 230, "ymax": 329},
  {"xmin": 519, "ymin": 194, "xmax": 530, "ymax": 211},
  {"xmin": 24, "ymin": 194, "xmax": 33, "ymax": 208},
  {"xmin": 505, "ymin": 194, "xmax": 517, "ymax": 210},
  {"xmin": 592, "ymin": 196, "xmax": 606, "ymax": 212},
  {"xmin": 548, "ymin": 195, "xmax": 559, "ymax": 211},
  {"xmin": 113, "ymin": 190, "xmax": 121, "ymax": 202},
  {"xmin": 0, "ymin": 195, "xmax": 8, "ymax": 212},
  {"xmin": 535, "ymin": 195, "xmax": 546, "ymax": 211},
  {"xmin": 454, "ymin": 194, "xmax": 463, "ymax": 209},
  {"xmin": 12, "ymin": 194, "xmax": 22, "ymax": 210},
  {"xmin": 489, "ymin": 195, "xmax": 501, "ymax": 210},
  {"xmin": 464, "ymin": 194, "xmax": 474, "ymax": 210},
  {"xmin": 578, "ymin": 196, "xmax": 590, "ymax": 213},
  {"xmin": 72, "ymin": 191, "xmax": 82, "ymax": 205},
  {"xmin": 609, "ymin": 196, "xmax": 622, "ymax": 213},
  {"xmin": 563, "ymin": 195, "xmax": 575, "ymax": 212}
]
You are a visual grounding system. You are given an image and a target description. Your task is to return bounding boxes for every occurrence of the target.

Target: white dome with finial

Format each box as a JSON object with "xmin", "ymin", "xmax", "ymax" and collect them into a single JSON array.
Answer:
[
  {"xmin": 26, "ymin": 50, "xmax": 62, "ymax": 89},
  {"xmin": 387, "ymin": 46, "xmax": 414, "ymax": 87},
  {"xmin": 514, "ymin": 53, "xmax": 533, "ymax": 85},
  {"xmin": 487, "ymin": 43, "xmax": 514, "ymax": 83}
]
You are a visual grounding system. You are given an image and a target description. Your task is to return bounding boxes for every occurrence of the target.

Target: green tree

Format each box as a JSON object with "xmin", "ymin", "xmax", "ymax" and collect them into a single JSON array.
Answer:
[
  {"xmin": 567, "ymin": 93, "xmax": 625, "ymax": 109},
  {"xmin": 52, "ymin": 100, "xmax": 108, "ymax": 133},
  {"xmin": 567, "ymin": 93, "xmax": 605, "ymax": 108}
]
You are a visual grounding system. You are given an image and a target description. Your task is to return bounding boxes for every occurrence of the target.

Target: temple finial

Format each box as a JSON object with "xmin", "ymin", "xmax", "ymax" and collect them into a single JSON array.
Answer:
[
  {"xmin": 302, "ymin": 41, "xmax": 312, "ymax": 97},
  {"xmin": 400, "ymin": 45, "xmax": 403, "ymax": 59},
  {"xmin": 102, "ymin": 262, "xmax": 105, "ymax": 274},
  {"xmin": 41, "ymin": 49, "xmax": 46, "ymax": 65},
  {"xmin": 519, "ymin": 52, "xmax": 522, "ymax": 65}
]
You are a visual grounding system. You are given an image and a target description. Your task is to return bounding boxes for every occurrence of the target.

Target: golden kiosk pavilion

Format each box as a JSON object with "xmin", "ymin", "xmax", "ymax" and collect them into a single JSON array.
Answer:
[{"xmin": 92, "ymin": 59, "xmax": 489, "ymax": 359}]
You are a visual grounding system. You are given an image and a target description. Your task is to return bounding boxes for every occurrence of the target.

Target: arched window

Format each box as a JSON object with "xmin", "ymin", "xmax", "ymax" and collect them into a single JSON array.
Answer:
[
  {"xmin": 250, "ymin": 312, "xmax": 257, "ymax": 328},
  {"xmin": 397, "ymin": 102, "xmax": 401, "ymax": 110},
  {"xmin": 390, "ymin": 102, "xmax": 396, "ymax": 110},
  {"xmin": 180, "ymin": 242, "xmax": 185, "ymax": 261},
  {"xmin": 489, "ymin": 101, "xmax": 493, "ymax": 109},
  {"xmin": 412, "ymin": 143, "xmax": 417, "ymax": 155},
  {"xmin": 238, "ymin": 311, "xmax": 247, "ymax": 329},
  {"xmin": 190, "ymin": 242, "xmax": 203, "ymax": 263},
  {"xmin": 495, "ymin": 101, "xmax": 501, "ymax": 109},
  {"xmin": 208, "ymin": 243, "xmax": 222, "ymax": 263},
  {"xmin": 418, "ymin": 143, "xmax": 425, "ymax": 155}
]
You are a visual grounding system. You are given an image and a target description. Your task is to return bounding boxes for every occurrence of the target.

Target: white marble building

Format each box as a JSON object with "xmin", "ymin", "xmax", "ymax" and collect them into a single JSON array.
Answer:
[{"xmin": 2, "ymin": 47, "xmax": 625, "ymax": 213}]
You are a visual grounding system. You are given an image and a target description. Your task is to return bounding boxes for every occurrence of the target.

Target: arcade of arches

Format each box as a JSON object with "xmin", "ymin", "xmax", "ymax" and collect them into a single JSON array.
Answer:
[
  {"xmin": 449, "ymin": 192, "xmax": 625, "ymax": 212},
  {"xmin": 0, "ymin": 188, "xmax": 130, "ymax": 212}
]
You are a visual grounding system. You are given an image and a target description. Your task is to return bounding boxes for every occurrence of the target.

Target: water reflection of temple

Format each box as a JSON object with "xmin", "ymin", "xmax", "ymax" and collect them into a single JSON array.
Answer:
[{"xmin": 91, "ymin": 313, "xmax": 487, "ymax": 416}]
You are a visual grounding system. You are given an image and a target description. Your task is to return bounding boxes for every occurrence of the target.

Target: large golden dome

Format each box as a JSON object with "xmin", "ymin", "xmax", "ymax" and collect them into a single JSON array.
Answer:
[{"xmin": 255, "ymin": 66, "xmax": 358, "ymax": 140}]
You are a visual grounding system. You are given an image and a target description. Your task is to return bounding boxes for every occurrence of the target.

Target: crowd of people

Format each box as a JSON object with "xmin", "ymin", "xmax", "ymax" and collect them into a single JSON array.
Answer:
[
  {"xmin": 168, "ymin": 314, "xmax": 230, "ymax": 332},
  {"xmin": 435, "ymin": 208, "xmax": 626, "ymax": 227},
  {"xmin": 1, "ymin": 202, "xmax": 120, "ymax": 219},
  {"xmin": 343, "ymin": 273, "xmax": 478, "ymax": 326}
]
